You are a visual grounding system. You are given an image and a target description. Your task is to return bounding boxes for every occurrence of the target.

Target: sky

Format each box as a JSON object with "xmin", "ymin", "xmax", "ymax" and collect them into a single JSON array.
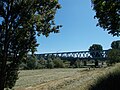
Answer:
[
  {"xmin": 0, "ymin": 0, "xmax": 119, "ymax": 54},
  {"xmin": 37, "ymin": 0, "xmax": 120, "ymax": 54}
]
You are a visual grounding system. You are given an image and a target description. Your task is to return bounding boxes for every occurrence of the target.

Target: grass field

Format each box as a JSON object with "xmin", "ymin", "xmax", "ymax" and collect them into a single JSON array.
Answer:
[{"xmin": 14, "ymin": 65, "xmax": 118, "ymax": 90}]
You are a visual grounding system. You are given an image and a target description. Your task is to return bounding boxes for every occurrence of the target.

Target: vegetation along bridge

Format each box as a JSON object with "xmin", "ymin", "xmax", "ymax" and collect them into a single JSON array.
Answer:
[{"xmin": 35, "ymin": 50, "xmax": 109, "ymax": 60}]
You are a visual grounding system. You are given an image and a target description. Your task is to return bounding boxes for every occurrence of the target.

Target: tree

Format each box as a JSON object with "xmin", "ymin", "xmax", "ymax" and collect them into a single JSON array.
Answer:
[
  {"xmin": 89, "ymin": 44, "xmax": 103, "ymax": 58},
  {"xmin": 107, "ymin": 40, "xmax": 120, "ymax": 64},
  {"xmin": 107, "ymin": 49, "xmax": 120, "ymax": 64},
  {"xmin": 91, "ymin": 0, "xmax": 120, "ymax": 36},
  {"xmin": 111, "ymin": 40, "xmax": 120, "ymax": 49},
  {"xmin": 0, "ymin": 0, "xmax": 61, "ymax": 89}
]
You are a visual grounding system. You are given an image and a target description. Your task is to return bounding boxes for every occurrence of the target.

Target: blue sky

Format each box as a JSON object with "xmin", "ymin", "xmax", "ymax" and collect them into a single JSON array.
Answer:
[
  {"xmin": 37, "ymin": 0, "xmax": 119, "ymax": 53},
  {"xmin": 0, "ymin": 0, "xmax": 119, "ymax": 54}
]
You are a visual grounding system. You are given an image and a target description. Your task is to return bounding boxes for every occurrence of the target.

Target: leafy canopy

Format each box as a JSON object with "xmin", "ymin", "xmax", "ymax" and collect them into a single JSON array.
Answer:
[
  {"xmin": 107, "ymin": 49, "xmax": 120, "ymax": 64},
  {"xmin": 91, "ymin": 0, "xmax": 120, "ymax": 36},
  {"xmin": 0, "ymin": 0, "xmax": 61, "ymax": 89},
  {"xmin": 111, "ymin": 40, "xmax": 120, "ymax": 49},
  {"xmin": 89, "ymin": 44, "xmax": 103, "ymax": 58},
  {"xmin": 108, "ymin": 40, "xmax": 120, "ymax": 64}
]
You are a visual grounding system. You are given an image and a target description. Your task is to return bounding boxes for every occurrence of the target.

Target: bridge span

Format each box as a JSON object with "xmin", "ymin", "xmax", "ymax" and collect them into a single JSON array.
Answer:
[{"xmin": 35, "ymin": 50, "xmax": 109, "ymax": 60}]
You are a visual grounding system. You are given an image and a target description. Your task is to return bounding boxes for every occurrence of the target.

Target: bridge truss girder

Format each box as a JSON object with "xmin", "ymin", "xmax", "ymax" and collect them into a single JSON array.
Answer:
[{"xmin": 35, "ymin": 50, "xmax": 108, "ymax": 60}]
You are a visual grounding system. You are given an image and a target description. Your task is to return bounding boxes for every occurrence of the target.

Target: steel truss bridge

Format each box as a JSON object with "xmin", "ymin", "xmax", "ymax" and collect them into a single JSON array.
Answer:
[{"xmin": 35, "ymin": 50, "xmax": 109, "ymax": 60}]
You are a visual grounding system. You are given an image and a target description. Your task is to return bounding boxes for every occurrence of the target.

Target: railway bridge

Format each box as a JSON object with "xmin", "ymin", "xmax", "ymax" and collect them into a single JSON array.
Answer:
[{"xmin": 35, "ymin": 50, "xmax": 109, "ymax": 60}]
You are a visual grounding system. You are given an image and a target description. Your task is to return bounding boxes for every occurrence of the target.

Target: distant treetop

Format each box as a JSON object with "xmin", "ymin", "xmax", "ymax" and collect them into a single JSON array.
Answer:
[{"xmin": 111, "ymin": 40, "xmax": 120, "ymax": 49}]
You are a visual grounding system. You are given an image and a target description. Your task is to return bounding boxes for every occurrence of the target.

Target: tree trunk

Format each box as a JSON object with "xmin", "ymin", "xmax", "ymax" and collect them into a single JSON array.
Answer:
[
  {"xmin": 0, "ymin": 1, "xmax": 10, "ymax": 89},
  {"xmin": 0, "ymin": 56, "xmax": 7, "ymax": 90},
  {"xmin": 0, "ymin": 69, "xmax": 6, "ymax": 90},
  {"xmin": 0, "ymin": 47, "xmax": 7, "ymax": 90}
]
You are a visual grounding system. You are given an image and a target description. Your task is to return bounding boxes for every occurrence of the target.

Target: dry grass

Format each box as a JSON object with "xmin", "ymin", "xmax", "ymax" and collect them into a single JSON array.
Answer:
[{"xmin": 13, "ymin": 64, "xmax": 118, "ymax": 90}]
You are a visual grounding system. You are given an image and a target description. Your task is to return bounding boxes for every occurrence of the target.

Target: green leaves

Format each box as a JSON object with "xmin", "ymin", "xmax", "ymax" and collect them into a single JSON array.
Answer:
[
  {"xmin": 107, "ymin": 49, "xmax": 120, "ymax": 64},
  {"xmin": 89, "ymin": 44, "xmax": 103, "ymax": 58},
  {"xmin": 107, "ymin": 40, "xmax": 120, "ymax": 64},
  {"xmin": 0, "ymin": 0, "xmax": 61, "ymax": 89},
  {"xmin": 92, "ymin": 0, "xmax": 120, "ymax": 36},
  {"xmin": 89, "ymin": 44, "xmax": 103, "ymax": 51},
  {"xmin": 111, "ymin": 40, "xmax": 120, "ymax": 49}
]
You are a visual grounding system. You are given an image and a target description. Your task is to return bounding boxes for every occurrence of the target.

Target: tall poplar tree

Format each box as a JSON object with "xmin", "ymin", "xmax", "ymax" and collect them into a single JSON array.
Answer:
[{"xmin": 0, "ymin": 0, "xmax": 61, "ymax": 89}]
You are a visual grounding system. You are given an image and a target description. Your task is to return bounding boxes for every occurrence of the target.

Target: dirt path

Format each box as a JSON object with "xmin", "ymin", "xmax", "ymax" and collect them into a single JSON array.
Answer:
[{"xmin": 14, "ymin": 67, "xmax": 113, "ymax": 90}]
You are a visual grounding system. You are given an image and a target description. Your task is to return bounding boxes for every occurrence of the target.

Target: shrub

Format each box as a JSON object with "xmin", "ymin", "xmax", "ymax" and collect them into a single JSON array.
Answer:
[
  {"xmin": 107, "ymin": 49, "xmax": 120, "ymax": 65},
  {"xmin": 53, "ymin": 57, "xmax": 64, "ymax": 68},
  {"xmin": 36, "ymin": 58, "xmax": 47, "ymax": 69},
  {"xmin": 25, "ymin": 57, "xmax": 37, "ymax": 70},
  {"xmin": 89, "ymin": 66, "xmax": 120, "ymax": 90},
  {"xmin": 74, "ymin": 60, "xmax": 81, "ymax": 68},
  {"xmin": 63, "ymin": 61, "xmax": 70, "ymax": 68},
  {"xmin": 19, "ymin": 63, "xmax": 27, "ymax": 70},
  {"xmin": 46, "ymin": 58, "xmax": 54, "ymax": 69},
  {"xmin": 36, "ymin": 63, "xmax": 46, "ymax": 69}
]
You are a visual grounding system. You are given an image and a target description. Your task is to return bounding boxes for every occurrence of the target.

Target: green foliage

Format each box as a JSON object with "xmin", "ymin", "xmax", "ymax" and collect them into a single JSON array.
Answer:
[
  {"xmin": 5, "ymin": 63, "xmax": 19, "ymax": 89},
  {"xmin": 89, "ymin": 44, "xmax": 103, "ymax": 58},
  {"xmin": 19, "ymin": 62, "xmax": 27, "ymax": 70},
  {"xmin": 53, "ymin": 57, "xmax": 65, "ymax": 68},
  {"xmin": 25, "ymin": 57, "xmax": 37, "ymax": 70},
  {"xmin": 0, "ymin": 0, "xmax": 61, "ymax": 89},
  {"xmin": 111, "ymin": 40, "xmax": 120, "ymax": 49},
  {"xmin": 36, "ymin": 57, "xmax": 47, "ymax": 69},
  {"xmin": 20, "ymin": 57, "xmax": 66, "ymax": 69},
  {"xmin": 19, "ymin": 56, "xmax": 47, "ymax": 69},
  {"xmin": 64, "ymin": 61, "xmax": 71, "ymax": 68},
  {"xmin": 74, "ymin": 60, "xmax": 81, "ymax": 68},
  {"xmin": 89, "ymin": 65, "xmax": 120, "ymax": 90},
  {"xmin": 91, "ymin": 0, "xmax": 120, "ymax": 36},
  {"xmin": 107, "ymin": 49, "xmax": 120, "ymax": 64},
  {"xmin": 46, "ymin": 58, "xmax": 54, "ymax": 69}
]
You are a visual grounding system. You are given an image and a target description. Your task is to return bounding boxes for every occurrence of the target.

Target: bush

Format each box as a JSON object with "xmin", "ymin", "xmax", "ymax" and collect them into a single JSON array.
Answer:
[
  {"xmin": 19, "ymin": 63, "xmax": 27, "ymax": 70},
  {"xmin": 63, "ymin": 61, "xmax": 70, "ymax": 68},
  {"xmin": 107, "ymin": 49, "xmax": 120, "ymax": 65},
  {"xmin": 53, "ymin": 57, "xmax": 64, "ymax": 68},
  {"xmin": 25, "ymin": 57, "xmax": 37, "ymax": 70},
  {"xmin": 36, "ymin": 63, "xmax": 46, "ymax": 69},
  {"xmin": 74, "ymin": 60, "xmax": 81, "ymax": 68},
  {"xmin": 36, "ymin": 58, "xmax": 47, "ymax": 69},
  {"xmin": 46, "ymin": 58, "xmax": 54, "ymax": 69},
  {"xmin": 89, "ymin": 66, "xmax": 120, "ymax": 90}
]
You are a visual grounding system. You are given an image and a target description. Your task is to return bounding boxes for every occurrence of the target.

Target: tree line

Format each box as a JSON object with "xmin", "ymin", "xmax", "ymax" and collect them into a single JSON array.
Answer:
[{"xmin": 19, "ymin": 40, "xmax": 120, "ymax": 70}]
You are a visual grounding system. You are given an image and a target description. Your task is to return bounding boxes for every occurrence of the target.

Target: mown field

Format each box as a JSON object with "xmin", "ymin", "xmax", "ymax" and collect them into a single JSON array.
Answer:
[{"xmin": 14, "ymin": 64, "xmax": 118, "ymax": 90}]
